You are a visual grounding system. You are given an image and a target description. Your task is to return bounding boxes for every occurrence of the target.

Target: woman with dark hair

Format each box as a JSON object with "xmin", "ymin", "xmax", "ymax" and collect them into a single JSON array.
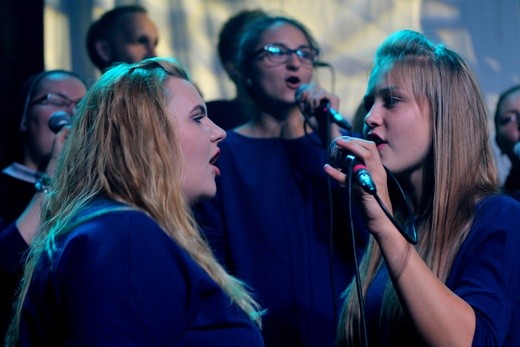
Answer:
[
  {"xmin": 6, "ymin": 58, "xmax": 263, "ymax": 346},
  {"xmin": 327, "ymin": 30, "xmax": 520, "ymax": 346},
  {"xmin": 0, "ymin": 70, "xmax": 86, "ymax": 342},
  {"xmin": 195, "ymin": 14, "xmax": 364, "ymax": 347},
  {"xmin": 494, "ymin": 84, "xmax": 520, "ymax": 201}
]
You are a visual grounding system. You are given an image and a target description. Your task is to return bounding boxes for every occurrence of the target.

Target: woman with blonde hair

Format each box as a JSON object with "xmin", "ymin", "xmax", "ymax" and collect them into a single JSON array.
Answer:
[
  {"xmin": 6, "ymin": 57, "xmax": 263, "ymax": 346},
  {"xmin": 326, "ymin": 30, "xmax": 520, "ymax": 346}
]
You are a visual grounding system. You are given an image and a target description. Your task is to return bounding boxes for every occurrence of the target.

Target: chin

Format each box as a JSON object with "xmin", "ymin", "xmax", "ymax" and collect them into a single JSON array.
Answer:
[{"xmin": 189, "ymin": 190, "xmax": 217, "ymax": 205}]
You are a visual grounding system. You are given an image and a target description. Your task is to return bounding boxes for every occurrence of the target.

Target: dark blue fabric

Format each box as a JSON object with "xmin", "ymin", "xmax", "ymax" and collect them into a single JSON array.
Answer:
[
  {"xmin": 363, "ymin": 195, "xmax": 520, "ymax": 346},
  {"xmin": 0, "ymin": 221, "xmax": 28, "ymax": 343},
  {"xmin": 194, "ymin": 131, "xmax": 367, "ymax": 347},
  {"xmin": 18, "ymin": 200, "xmax": 264, "ymax": 346},
  {"xmin": 0, "ymin": 171, "xmax": 36, "ymax": 342}
]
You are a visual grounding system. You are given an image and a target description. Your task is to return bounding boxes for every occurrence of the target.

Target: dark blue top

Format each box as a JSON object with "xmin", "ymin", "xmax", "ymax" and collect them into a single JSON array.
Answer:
[
  {"xmin": 194, "ymin": 131, "xmax": 367, "ymax": 347},
  {"xmin": 0, "ymin": 221, "xmax": 30, "ymax": 344},
  {"xmin": 363, "ymin": 195, "xmax": 520, "ymax": 346},
  {"xmin": 18, "ymin": 200, "xmax": 264, "ymax": 346}
]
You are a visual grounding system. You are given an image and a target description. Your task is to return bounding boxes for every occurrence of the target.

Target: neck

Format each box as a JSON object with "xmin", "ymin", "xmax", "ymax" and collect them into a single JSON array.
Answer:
[
  {"xmin": 397, "ymin": 166, "xmax": 425, "ymax": 212},
  {"xmin": 22, "ymin": 148, "xmax": 48, "ymax": 172},
  {"xmin": 236, "ymin": 106, "xmax": 312, "ymax": 139}
]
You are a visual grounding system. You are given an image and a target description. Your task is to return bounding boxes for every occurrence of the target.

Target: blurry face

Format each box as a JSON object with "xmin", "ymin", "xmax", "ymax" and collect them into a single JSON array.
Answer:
[
  {"xmin": 249, "ymin": 22, "xmax": 314, "ymax": 105},
  {"xmin": 22, "ymin": 74, "xmax": 86, "ymax": 169},
  {"xmin": 496, "ymin": 89, "xmax": 520, "ymax": 164},
  {"xmin": 166, "ymin": 78, "xmax": 226, "ymax": 204},
  {"xmin": 107, "ymin": 13, "xmax": 159, "ymax": 66},
  {"xmin": 363, "ymin": 72, "xmax": 432, "ymax": 183}
]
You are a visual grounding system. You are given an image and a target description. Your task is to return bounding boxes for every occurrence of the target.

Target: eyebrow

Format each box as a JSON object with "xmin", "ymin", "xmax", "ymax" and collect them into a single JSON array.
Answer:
[
  {"xmin": 377, "ymin": 85, "xmax": 403, "ymax": 95},
  {"xmin": 191, "ymin": 104, "xmax": 206, "ymax": 115}
]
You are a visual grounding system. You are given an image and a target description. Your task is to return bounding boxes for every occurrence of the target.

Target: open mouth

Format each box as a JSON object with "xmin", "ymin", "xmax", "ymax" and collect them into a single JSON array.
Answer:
[
  {"xmin": 210, "ymin": 150, "xmax": 220, "ymax": 165},
  {"xmin": 286, "ymin": 76, "xmax": 301, "ymax": 88},
  {"xmin": 366, "ymin": 132, "xmax": 385, "ymax": 146}
]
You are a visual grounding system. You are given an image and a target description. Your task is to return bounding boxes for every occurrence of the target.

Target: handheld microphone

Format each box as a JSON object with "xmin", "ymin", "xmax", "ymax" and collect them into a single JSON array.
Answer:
[
  {"xmin": 317, "ymin": 99, "xmax": 352, "ymax": 131},
  {"xmin": 295, "ymin": 85, "xmax": 352, "ymax": 131},
  {"xmin": 514, "ymin": 142, "xmax": 520, "ymax": 158},
  {"xmin": 328, "ymin": 137, "xmax": 376, "ymax": 194},
  {"xmin": 48, "ymin": 111, "xmax": 71, "ymax": 134}
]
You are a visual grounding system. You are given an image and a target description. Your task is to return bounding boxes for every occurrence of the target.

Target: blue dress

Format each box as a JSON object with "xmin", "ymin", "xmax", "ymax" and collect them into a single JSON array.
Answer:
[
  {"xmin": 194, "ymin": 131, "xmax": 367, "ymax": 347},
  {"xmin": 18, "ymin": 199, "xmax": 264, "ymax": 346},
  {"xmin": 363, "ymin": 195, "xmax": 520, "ymax": 346}
]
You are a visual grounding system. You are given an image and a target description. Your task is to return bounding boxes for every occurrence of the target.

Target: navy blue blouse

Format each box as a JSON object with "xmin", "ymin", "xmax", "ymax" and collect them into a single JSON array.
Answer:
[
  {"xmin": 18, "ymin": 201, "xmax": 263, "ymax": 346},
  {"xmin": 195, "ymin": 131, "xmax": 367, "ymax": 347},
  {"xmin": 363, "ymin": 195, "xmax": 520, "ymax": 346}
]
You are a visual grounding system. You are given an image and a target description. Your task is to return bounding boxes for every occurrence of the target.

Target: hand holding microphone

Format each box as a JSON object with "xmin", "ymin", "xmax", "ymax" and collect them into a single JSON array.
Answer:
[
  {"xmin": 328, "ymin": 136, "xmax": 376, "ymax": 194},
  {"xmin": 295, "ymin": 84, "xmax": 352, "ymax": 131},
  {"xmin": 43, "ymin": 112, "xmax": 72, "ymax": 178},
  {"xmin": 326, "ymin": 136, "xmax": 418, "ymax": 244}
]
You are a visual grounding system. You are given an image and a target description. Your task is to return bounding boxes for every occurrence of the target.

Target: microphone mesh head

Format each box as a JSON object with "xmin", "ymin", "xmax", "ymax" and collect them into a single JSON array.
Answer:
[
  {"xmin": 514, "ymin": 142, "xmax": 520, "ymax": 158},
  {"xmin": 48, "ymin": 112, "xmax": 71, "ymax": 133},
  {"xmin": 328, "ymin": 140, "xmax": 343, "ymax": 168}
]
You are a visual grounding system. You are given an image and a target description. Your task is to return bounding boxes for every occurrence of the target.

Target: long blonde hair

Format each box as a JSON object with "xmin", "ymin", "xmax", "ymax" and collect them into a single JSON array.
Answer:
[
  {"xmin": 338, "ymin": 30, "xmax": 498, "ymax": 346},
  {"xmin": 7, "ymin": 57, "xmax": 262, "ymax": 345}
]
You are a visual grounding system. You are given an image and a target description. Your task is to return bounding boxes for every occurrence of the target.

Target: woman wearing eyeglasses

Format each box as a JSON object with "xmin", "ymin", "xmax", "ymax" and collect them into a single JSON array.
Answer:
[
  {"xmin": 0, "ymin": 70, "xmax": 86, "ymax": 342},
  {"xmin": 194, "ymin": 14, "xmax": 365, "ymax": 347}
]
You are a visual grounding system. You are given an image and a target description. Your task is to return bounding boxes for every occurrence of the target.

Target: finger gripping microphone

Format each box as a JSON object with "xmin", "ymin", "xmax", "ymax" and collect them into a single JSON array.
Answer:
[
  {"xmin": 328, "ymin": 139, "xmax": 377, "ymax": 195},
  {"xmin": 294, "ymin": 85, "xmax": 352, "ymax": 131},
  {"xmin": 48, "ymin": 111, "xmax": 72, "ymax": 134}
]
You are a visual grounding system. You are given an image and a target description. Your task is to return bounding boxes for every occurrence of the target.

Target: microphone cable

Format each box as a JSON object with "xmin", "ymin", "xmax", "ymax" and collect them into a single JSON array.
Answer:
[
  {"xmin": 339, "ymin": 157, "xmax": 417, "ymax": 347},
  {"xmin": 315, "ymin": 61, "xmax": 336, "ymax": 94},
  {"xmin": 299, "ymin": 100, "xmax": 344, "ymax": 335},
  {"xmin": 345, "ymin": 156, "xmax": 368, "ymax": 347}
]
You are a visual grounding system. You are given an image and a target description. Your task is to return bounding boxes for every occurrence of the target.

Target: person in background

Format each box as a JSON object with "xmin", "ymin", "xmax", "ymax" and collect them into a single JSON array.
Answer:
[
  {"xmin": 0, "ymin": 70, "xmax": 86, "ymax": 223},
  {"xmin": 326, "ymin": 29, "xmax": 520, "ymax": 346},
  {"xmin": 194, "ymin": 14, "xmax": 365, "ymax": 347},
  {"xmin": 5, "ymin": 57, "xmax": 264, "ymax": 346},
  {"xmin": 0, "ymin": 129, "xmax": 68, "ymax": 345},
  {"xmin": 0, "ymin": 70, "xmax": 86, "ymax": 343},
  {"xmin": 86, "ymin": 5, "xmax": 159, "ymax": 73},
  {"xmin": 205, "ymin": 8, "xmax": 267, "ymax": 130},
  {"xmin": 494, "ymin": 84, "xmax": 520, "ymax": 201}
]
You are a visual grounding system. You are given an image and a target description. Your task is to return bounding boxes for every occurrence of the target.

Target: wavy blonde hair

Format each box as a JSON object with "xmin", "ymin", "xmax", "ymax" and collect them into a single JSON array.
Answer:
[
  {"xmin": 338, "ymin": 30, "xmax": 498, "ymax": 346},
  {"xmin": 7, "ymin": 57, "xmax": 262, "ymax": 345}
]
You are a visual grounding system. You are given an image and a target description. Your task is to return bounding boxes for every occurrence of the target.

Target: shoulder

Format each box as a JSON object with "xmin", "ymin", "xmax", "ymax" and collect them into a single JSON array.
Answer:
[
  {"xmin": 55, "ymin": 208, "xmax": 184, "ymax": 273},
  {"xmin": 66, "ymin": 208, "xmax": 164, "ymax": 246},
  {"xmin": 473, "ymin": 194, "xmax": 520, "ymax": 228},
  {"xmin": 462, "ymin": 194, "xmax": 520, "ymax": 254}
]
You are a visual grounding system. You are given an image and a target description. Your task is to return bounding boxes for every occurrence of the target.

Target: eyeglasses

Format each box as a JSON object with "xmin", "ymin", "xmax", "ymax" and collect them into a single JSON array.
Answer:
[
  {"xmin": 252, "ymin": 43, "xmax": 320, "ymax": 65},
  {"xmin": 29, "ymin": 93, "xmax": 81, "ymax": 110}
]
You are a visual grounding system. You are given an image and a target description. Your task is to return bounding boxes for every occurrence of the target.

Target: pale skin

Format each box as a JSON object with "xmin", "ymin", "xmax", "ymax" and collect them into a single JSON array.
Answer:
[
  {"xmin": 165, "ymin": 77, "xmax": 226, "ymax": 204},
  {"xmin": 21, "ymin": 75, "xmax": 86, "ymax": 171},
  {"xmin": 235, "ymin": 22, "xmax": 341, "ymax": 140},
  {"xmin": 324, "ymin": 76, "xmax": 476, "ymax": 346}
]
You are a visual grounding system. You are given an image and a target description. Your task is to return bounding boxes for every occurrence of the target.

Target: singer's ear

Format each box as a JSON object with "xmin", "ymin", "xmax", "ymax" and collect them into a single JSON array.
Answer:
[{"xmin": 94, "ymin": 40, "xmax": 112, "ymax": 66}]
